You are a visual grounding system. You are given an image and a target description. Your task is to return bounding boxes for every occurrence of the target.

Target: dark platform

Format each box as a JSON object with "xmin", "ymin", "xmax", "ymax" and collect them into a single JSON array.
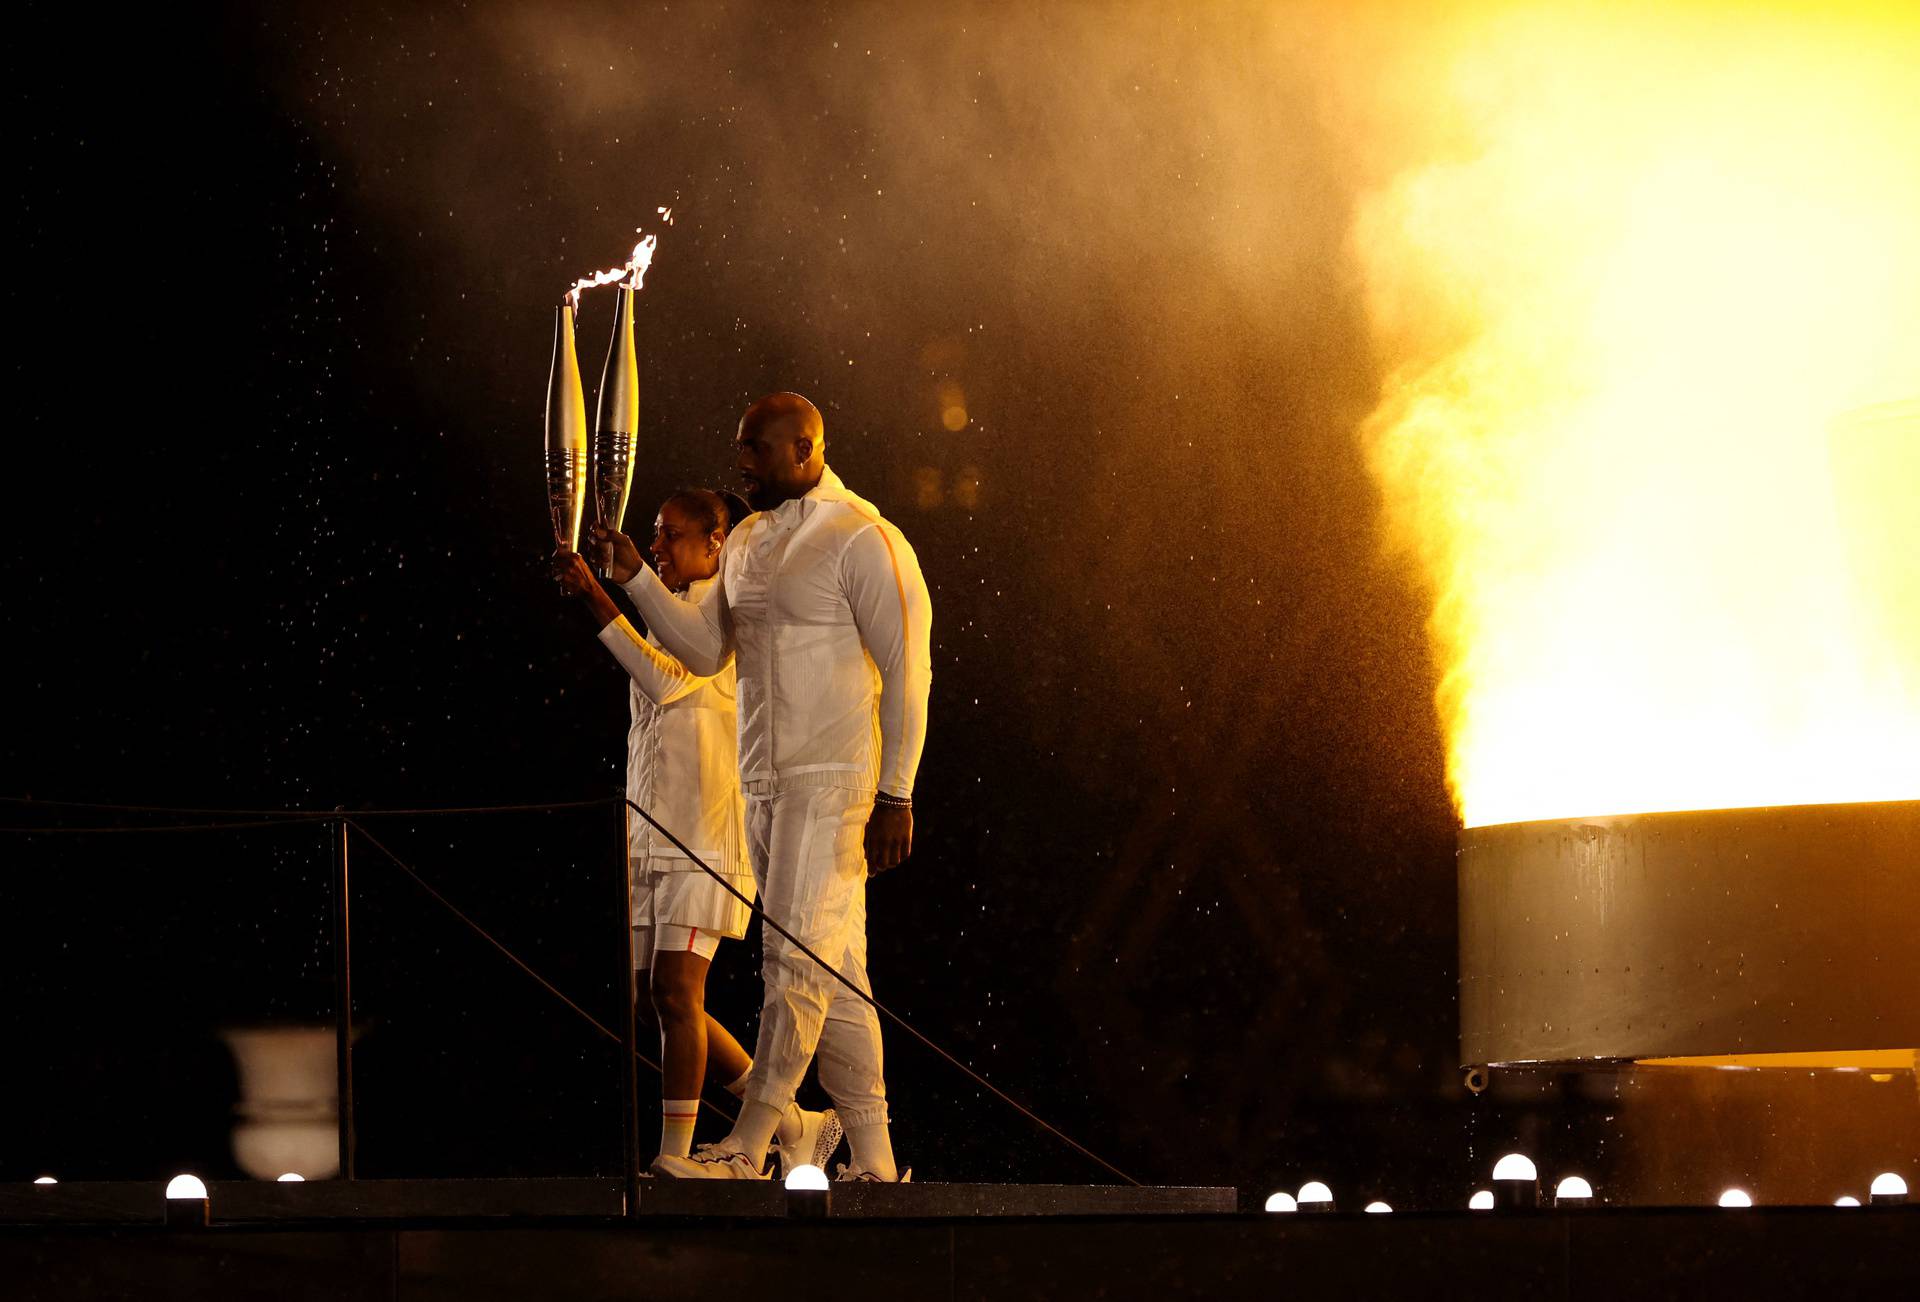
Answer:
[
  {"xmin": 0, "ymin": 1177, "xmax": 1234, "ymax": 1224},
  {"xmin": 5, "ymin": 1206, "xmax": 1915, "ymax": 1300}
]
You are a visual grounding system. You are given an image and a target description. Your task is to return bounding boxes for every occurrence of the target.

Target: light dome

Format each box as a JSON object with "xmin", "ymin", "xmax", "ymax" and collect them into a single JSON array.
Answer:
[
  {"xmin": 784, "ymin": 1164, "xmax": 829, "ymax": 1192},
  {"xmin": 1296, "ymin": 1181, "xmax": 1334, "ymax": 1204},
  {"xmin": 1491, "ymin": 1153, "xmax": 1537, "ymax": 1182},
  {"xmin": 165, "ymin": 1174, "xmax": 208, "ymax": 1200}
]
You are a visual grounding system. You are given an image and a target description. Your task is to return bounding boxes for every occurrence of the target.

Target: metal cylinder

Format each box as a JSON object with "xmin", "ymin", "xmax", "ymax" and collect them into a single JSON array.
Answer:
[
  {"xmin": 593, "ymin": 285, "xmax": 639, "ymax": 550},
  {"xmin": 545, "ymin": 304, "xmax": 589, "ymax": 552},
  {"xmin": 1458, "ymin": 799, "xmax": 1920, "ymax": 1068}
]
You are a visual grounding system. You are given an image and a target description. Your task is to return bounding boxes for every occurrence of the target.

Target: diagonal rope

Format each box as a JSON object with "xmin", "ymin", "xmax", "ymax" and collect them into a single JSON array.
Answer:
[
  {"xmin": 342, "ymin": 818, "xmax": 736, "ymax": 1124},
  {"xmin": 622, "ymin": 796, "xmax": 1143, "ymax": 1186}
]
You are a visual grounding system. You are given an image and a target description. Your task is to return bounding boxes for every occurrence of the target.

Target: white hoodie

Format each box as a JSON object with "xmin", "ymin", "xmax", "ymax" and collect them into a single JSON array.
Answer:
[
  {"xmin": 595, "ymin": 576, "xmax": 752, "ymax": 893},
  {"xmin": 619, "ymin": 466, "xmax": 932, "ymax": 799}
]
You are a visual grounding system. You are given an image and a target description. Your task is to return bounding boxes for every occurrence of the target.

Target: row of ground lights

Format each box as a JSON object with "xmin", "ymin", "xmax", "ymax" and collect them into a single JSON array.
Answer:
[{"xmin": 1263, "ymin": 1157, "xmax": 1910, "ymax": 1212}]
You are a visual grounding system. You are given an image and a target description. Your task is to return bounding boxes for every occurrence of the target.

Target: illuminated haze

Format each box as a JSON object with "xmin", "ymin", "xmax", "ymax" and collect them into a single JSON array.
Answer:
[{"xmin": 270, "ymin": 0, "xmax": 1919, "ymax": 835}]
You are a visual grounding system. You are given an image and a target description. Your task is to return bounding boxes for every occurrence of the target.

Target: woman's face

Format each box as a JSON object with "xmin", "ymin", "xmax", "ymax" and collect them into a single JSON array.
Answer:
[{"xmin": 649, "ymin": 500, "xmax": 721, "ymax": 592}]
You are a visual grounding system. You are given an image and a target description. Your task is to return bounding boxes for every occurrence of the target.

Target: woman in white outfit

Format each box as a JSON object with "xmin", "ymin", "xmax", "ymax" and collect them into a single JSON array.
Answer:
[{"xmin": 554, "ymin": 488, "xmax": 842, "ymax": 1177}]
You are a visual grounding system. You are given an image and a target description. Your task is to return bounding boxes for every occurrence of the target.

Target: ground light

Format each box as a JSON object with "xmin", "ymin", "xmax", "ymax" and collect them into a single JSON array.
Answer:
[
  {"xmin": 1717, "ymin": 1188, "xmax": 1753, "ymax": 1208},
  {"xmin": 1835, "ymin": 1196, "xmax": 1861, "ymax": 1207},
  {"xmin": 1491, "ymin": 1153, "xmax": 1538, "ymax": 1210},
  {"xmin": 1868, "ymin": 1173, "xmax": 1907, "ymax": 1206},
  {"xmin": 1262, "ymin": 1192, "xmax": 1297, "ymax": 1213},
  {"xmin": 784, "ymin": 1164, "xmax": 829, "ymax": 1192},
  {"xmin": 165, "ymin": 1174, "xmax": 210, "ymax": 1228},
  {"xmin": 277, "ymin": 1173, "xmax": 305, "ymax": 1183},
  {"xmin": 1296, "ymin": 1181, "xmax": 1334, "ymax": 1213},
  {"xmin": 784, "ymin": 1162, "xmax": 830, "ymax": 1219},
  {"xmin": 1553, "ymin": 1176, "xmax": 1594, "ymax": 1208},
  {"xmin": 1364, "ymin": 1201, "xmax": 1392, "ymax": 1214},
  {"xmin": 1468, "ymin": 1190, "xmax": 1495, "ymax": 1211},
  {"xmin": 34, "ymin": 1176, "xmax": 57, "ymax": 1185}
]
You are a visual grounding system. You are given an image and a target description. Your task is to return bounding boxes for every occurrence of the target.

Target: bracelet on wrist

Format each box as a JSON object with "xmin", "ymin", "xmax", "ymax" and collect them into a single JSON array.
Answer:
[{"xmin": 874, "ymin": 791, "xmax": 912, "ymax": 809}]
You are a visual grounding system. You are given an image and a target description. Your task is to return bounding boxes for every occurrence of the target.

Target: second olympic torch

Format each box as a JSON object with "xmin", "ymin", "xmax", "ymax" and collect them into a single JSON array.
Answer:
[
  {"xmin": 593, "ymin": 284, "xmax": 639, "ymax": 575},
  {"xmin": 545, "ymin": 304, "xmax": 589, "ymax": 553}
]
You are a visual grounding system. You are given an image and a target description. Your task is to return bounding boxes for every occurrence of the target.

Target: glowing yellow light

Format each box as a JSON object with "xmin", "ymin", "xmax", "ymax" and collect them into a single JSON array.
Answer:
[
  {"xmin": 1354, "ymin": 3, "xmax": 1920, "ymax": 827},
  {"xmin": 941, "ymin": 405, "xmax": 969, "ymax": 431}
]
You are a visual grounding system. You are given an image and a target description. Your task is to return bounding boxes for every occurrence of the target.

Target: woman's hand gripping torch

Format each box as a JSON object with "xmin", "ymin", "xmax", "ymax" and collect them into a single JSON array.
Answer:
[{"xmin": 589, "ymin": 523, "xmax": 645, "ymax": 584}]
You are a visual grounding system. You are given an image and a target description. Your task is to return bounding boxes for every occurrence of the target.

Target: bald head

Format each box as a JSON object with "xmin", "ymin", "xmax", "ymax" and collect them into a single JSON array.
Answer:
[{"xmin": 735, "ymin": 391, "xmax": 827, "ymax": 510}]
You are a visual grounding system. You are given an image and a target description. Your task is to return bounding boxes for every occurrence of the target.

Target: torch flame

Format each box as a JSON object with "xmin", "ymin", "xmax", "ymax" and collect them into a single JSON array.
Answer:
[
  {"xmin": 566, "ymin": 226, "xmax": 662, "ymax": 312},
  {"xmin": 1354, "ymin": 3, "xmax": 1920, "ymax": 827}
]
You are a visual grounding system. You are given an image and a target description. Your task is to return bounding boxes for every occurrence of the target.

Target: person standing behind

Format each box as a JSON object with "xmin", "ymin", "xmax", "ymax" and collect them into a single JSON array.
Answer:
[
  {"xmin": 595, "ymin": 393, "xmax": 932, "ymax": 1182},
  {"xmin": 554, "ymin": 487, "xmax": 842, "ymax": 1177}
]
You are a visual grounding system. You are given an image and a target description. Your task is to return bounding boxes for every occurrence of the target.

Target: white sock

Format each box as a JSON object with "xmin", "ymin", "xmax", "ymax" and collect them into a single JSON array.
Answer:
[
  {"xmin": 727, "ymin": 1064, "xmax": 803, "ymax": 1146},
  {"xmin": 846, "ymin": 1122, "xmax": 897, "ymax": 1181},
  {"xmin": 730, "ymin": 1100, "xmax": 785, "ymax": 1167},
  {"xmin": 659, "ymin": 1099, "xmax": 699, "ymax": 1160}
]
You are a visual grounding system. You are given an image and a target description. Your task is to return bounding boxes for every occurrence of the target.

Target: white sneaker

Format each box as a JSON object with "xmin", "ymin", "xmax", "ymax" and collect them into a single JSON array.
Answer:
[
  {"xmin": 652, "ymin": 1143, "xmax": 769, "ymax": 1180},
  {"xmin": 834, "ymin": 1161, "xmax": 912, "ymax": 1183},
  {"xmin": 776, "ymin": 1108, "xmax": 845, "ymax": 1180}
]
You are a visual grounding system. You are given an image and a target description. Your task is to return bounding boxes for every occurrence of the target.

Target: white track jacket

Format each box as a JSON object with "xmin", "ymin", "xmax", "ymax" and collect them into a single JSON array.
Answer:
[
  {"xmin": 595, "ymin": 577, "xmax": 752, "ymax": 893},
  {"xmin": 619, "ymin": 466, "xmax": 932, "ymax": 800}
]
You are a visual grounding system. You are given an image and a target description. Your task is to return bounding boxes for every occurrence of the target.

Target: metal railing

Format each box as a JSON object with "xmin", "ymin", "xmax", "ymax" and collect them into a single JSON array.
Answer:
[{"xmin": 4, "ymin": 792, "xmax": 1138, "ymax": 1197}]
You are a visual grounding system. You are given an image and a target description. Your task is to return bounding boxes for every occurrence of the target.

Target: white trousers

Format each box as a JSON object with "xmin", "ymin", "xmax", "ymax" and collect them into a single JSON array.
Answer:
[{"xmin": 742, "ymin": 785, "xmax": 889, "ymax": 1129}]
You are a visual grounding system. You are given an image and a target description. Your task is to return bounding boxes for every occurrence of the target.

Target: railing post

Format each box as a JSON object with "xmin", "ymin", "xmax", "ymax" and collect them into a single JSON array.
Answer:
[
  {"xmin": 332, "ymin": 816, "xmax": 357, "ymax": 1180},
  {"xmin": 620, "ymin": 799, "xmax": 641, "ymax": 1215}
]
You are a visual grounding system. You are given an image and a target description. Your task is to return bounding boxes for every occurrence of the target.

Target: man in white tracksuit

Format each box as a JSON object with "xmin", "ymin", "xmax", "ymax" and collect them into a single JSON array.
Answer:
[
  {"xmin": 594, "ymin": 393, "xmax": 932, "ymax": 1181},
  {"xmin": 555, "ymin": 488, "xmax": 841, "ymax": 1177}
]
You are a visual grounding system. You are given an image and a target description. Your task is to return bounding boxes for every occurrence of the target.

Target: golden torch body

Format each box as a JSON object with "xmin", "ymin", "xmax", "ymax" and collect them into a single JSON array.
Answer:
[
  {"xmin": 544, "ymin": 304, "xmax": 589, "ymax": 552},
  {"xmin": 593, "ymin": 285, "xmax": 640, "ymax": 560}
]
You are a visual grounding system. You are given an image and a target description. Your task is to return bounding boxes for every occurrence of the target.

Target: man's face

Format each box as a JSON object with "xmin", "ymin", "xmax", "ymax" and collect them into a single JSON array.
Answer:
[
  {"xmin": 650, "ymin": 501, "xmax": 719, "ymax": 592},
  {"xmin": 734, "ymin": 417, "xmax": 802, "ymax": 511}
]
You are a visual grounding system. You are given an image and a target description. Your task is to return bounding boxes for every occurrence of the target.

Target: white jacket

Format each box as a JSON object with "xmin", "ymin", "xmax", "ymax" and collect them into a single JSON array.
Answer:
[
  {"xmin": 595, "ymin": 577, "xmax": 752, "ymax": 891},
  {"xmin": 620, "ymin": 466, "xmax": 932, "ymax": 799}
]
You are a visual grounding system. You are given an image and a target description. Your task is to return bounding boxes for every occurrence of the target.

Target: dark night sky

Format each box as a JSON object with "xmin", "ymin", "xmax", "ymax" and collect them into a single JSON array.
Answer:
[{"xmin": 5, "ymin": 2, "xmax": 1484, "ymax": 1200}]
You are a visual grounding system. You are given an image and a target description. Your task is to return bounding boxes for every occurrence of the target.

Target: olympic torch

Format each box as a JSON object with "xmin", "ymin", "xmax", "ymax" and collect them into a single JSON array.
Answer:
[
  {"xmin": 544, "ymin": 303, "xmax": 589, "ymax": 553},
  {"xmin": 592, "ymin": 284, "xmax": 640, "ymax": 576}
]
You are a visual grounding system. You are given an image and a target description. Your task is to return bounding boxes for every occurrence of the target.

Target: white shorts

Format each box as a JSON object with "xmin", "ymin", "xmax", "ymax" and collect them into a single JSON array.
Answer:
[
  {"xmin": 631, "ymin": 864, "xmax": 750, "ymax": 971},
  {"xmin": 633, "ymin": 923, "xmax": 720, "ymax": 970}
]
